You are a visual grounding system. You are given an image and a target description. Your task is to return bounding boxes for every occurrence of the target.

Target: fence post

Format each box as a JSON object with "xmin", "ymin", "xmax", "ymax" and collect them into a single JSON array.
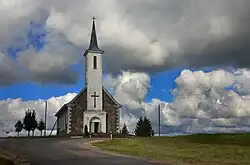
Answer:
[{"xmin": 110, "ymin": 133, "xmax": 113, "ymax": 140}]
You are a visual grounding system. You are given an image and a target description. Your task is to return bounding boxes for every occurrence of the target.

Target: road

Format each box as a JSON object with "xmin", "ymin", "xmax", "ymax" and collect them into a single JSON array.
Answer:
[{"xmin": 0, "ymin": 138, "xmax": 168, "ymax": 165}]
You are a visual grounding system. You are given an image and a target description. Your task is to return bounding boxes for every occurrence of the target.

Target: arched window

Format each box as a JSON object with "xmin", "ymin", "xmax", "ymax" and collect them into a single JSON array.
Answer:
[{"xmin": 93, "ymin": 56, "xmax": 97, "ymax": 69}]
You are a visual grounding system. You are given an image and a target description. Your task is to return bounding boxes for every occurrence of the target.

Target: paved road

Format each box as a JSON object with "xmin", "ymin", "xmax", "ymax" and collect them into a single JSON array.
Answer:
[{"xmin": 0, "ymin": 138, "xmax": 168, "ymax": 165}]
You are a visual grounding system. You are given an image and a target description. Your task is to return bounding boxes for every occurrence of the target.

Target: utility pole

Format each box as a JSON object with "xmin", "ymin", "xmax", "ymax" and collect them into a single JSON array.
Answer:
[
  {"xmin": 44, "ymin": 100, "xmax": 47, "ymax": 136},
  {"xmin": 158, "ymin": 104, "xmax": 161, "ymax": 136}
]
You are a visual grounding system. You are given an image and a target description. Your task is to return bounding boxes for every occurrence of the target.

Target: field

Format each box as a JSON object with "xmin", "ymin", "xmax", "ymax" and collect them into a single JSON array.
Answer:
[{"xmin": 93, "ymin": 133, "xmax": 250, "ymax": 165}]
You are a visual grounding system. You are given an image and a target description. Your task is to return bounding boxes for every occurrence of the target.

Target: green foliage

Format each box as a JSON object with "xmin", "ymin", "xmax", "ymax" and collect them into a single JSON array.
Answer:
[
  {"xmin": 23, "ymin": 110, "xmax": 32, "ymax": 136},
  {"xmin": 37, "ymin": 119, "xmax": 46, "ymax": 136},
  {"xmin": 122, "ymin": 123, "xmax": 129, "ymax": 135},
  {"xmin": 14, "ymin": 120, "xmax": 23, "ymax": 137},
  {"xmin": 23, "ymin": 109, "xmax": 37, "ymax": 136},
  {"xmin": 84, "ymin": 125, "xmax": 89, "ymax": 137},
  {"xmin": 30, "ymin": 110, "xmax": 38, "ymax": 136},
  {"xmin": 134, "ymin": 116, "xmax": 154, "ymax": 137}
]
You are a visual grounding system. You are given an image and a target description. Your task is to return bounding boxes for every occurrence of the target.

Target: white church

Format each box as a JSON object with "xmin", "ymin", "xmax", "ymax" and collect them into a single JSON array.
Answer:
[{"xmin": 55, "ymin": 18, "xmax": 122, "ymax": 136}]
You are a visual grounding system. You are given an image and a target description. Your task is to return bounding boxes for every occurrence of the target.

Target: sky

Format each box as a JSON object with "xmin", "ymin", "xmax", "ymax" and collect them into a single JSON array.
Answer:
[{"xmin": 1, "ymin": 0, "xmax": 250, "ymax": 137}]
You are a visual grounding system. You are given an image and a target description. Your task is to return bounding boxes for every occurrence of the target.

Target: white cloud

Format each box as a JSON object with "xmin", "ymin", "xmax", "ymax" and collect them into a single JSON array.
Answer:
[
  {"xmin": 0, "ymin": 93, "xmax": 76, "ymax": 137},
  {"xmin": 1, "ymin": 0, "xmax": 250, "ymax": 85},
  {"xmin": 105, "ymin": 69, "xmax": 250, "ymax": 134}
]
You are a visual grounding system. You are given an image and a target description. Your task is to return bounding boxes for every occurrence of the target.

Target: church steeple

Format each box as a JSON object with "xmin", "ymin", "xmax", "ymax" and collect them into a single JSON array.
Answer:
[
  {"xmin": 84, "ymin": 17, "xmax": 104, "ymax": 56},
  {"xmin": 84, "ymin": 16, "xmax": 104, "ymax": 112},
  {"xmin": 89, "ymin": 17, "xmax": 100, "ymax": 51}
]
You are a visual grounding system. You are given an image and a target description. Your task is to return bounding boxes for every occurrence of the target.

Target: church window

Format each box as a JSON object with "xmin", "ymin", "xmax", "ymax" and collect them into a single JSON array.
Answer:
[{"xmin": 93, "ymin": 56, "xmax": 97, "ymax": 69}]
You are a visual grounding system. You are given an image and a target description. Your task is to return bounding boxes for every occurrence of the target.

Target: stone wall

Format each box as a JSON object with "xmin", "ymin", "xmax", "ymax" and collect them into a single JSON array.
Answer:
[
  {"xmin": 56, "ymin": 106, "xmax": 67, "ymax": 135},
  {"xmin": 69, "ymin": 89, "xmax": 87, "ymax": 135},
  {"xmin": 103, "ymin": 89, "xmax": 119, "ymax": 133},
  {"xmin": 57, "ymin": 87, "xmax": 120, "ymax": 136},
  {"xmin": 57, "ymin": 128, "xmax": 68, "ymax": 136}
]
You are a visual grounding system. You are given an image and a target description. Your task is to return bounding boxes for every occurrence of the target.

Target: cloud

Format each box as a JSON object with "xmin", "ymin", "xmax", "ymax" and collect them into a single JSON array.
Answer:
[
  {"xmin": 43, "ymin": 0, "xmax": 250, "ymax": 73},
  {"xmin": 105, "ymin": 69, "xmax": 250, "ymax": 134},
  {"xmin": 0, "ymin": 53, "xmax": 22, "ymax": 85},
  {"xmin": 0, "ymin": 93, "xmax": 76, "ymax": 137},
  {"xmin": 17, "ymin": 33, "xmax": 82, "ymax": 84},
  {"xmin": 0, "ymin": 0, "xmax": 250, "ymax": 85}
]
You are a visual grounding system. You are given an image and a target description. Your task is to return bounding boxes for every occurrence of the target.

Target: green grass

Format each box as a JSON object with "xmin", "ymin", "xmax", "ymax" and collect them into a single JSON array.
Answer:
[
  {"xmin": 0, "ymin": 157, "xmax": 15, "ymax": 165},
  {"xmin": 93, "ymin": 133, "xmax": 250, "ymax": 165}
]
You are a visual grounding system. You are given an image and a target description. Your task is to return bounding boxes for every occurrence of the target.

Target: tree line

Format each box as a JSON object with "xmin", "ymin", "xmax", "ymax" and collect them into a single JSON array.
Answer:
[
  {"xmin": 15, "ymin": 110, "xmax": 154, "ymax": 137},
  {"xmin": 14, "ymin": 109, "xmax": 46, "ymax": 137}
]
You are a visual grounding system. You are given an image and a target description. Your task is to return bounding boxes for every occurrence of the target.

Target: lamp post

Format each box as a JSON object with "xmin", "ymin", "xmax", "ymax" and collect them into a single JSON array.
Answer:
[
  {"xmin": 158, "ymin": 104, "xmax": 161, "ymax": 136},
  {"xmin": 44, "ymin": 100, "xmax": 47, "ymax": 136}
]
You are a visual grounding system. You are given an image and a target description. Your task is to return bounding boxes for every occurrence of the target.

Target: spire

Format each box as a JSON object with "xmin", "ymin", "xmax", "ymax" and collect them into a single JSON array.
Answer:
[
  {"xmin": 84, "ymin": 17, "xmax": 103, "ymax": 56},
  {"xmin": 88, "ymin": 16, "xmax": 101, "ymax": 51}
]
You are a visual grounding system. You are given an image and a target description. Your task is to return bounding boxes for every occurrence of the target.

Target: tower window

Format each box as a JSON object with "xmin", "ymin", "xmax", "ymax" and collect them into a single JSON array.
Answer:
[{"xmin": 93, "ymin": 56, "xmax": 97, "ymax": 69}]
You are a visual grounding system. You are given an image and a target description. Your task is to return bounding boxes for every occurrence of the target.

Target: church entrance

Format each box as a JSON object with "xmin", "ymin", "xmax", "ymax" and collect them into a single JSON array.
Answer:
[
  {"xmin": 94, "ymin": 122, "xmax": 99, "ymax": 133},
  {"xmin": 89, "ymin": 117, "xmax": 101, "ymax": 133}
]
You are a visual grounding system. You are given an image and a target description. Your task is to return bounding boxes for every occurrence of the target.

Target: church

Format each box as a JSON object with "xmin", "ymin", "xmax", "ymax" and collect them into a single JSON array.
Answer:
[{"xmin": 55, "ymin": 18, "xmax": 122, "ymax": 136}]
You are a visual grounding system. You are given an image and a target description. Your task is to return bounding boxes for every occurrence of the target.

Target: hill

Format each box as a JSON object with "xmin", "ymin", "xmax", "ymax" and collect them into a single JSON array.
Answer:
[{"xmin": 93, "ymin": 133, "xmax": 250, "ymax": 165}]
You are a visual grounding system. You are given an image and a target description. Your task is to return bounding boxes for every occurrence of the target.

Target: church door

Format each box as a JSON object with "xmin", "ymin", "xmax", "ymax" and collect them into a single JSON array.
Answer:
[
  {"xmin": 90, "ymin": 117, "xmax": 101, "ymax": 133},
  {"xmin": 94, "ymin": 122, "xmax": 99, "ymax": 133}
]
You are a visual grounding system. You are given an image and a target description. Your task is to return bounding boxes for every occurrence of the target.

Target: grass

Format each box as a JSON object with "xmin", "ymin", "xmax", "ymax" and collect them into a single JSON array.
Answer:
[
  {"xmin": 93, "ymin": 133, "xmax": 250, "ymax": 165},
  {"xmin": 0, "ymin": 157, "xmax": 15, "ymax": 165}
]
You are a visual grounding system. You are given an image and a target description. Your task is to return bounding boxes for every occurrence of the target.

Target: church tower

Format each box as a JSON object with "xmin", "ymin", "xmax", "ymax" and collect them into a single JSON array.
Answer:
[
  {"xmin": 84, "ymin": 17, "xmax": 104, "ymax": 111},
  {"xmin": 55, "ymin": 17, "xmax": 122, "ymax": 136}
]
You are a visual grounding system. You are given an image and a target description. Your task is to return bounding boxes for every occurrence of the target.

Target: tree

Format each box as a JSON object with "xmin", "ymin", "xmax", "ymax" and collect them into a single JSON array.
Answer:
[
  {"xmin": 135, "ymin": 117, "xmax": 144, "ymax": 136},
  {"xmin": 30, "ymin": 110, "xmax": 38, "ymax": 136},
  {"xmin": 84, "ymin": 125, "xmax": 89, "ymax": 137},
  {"xmin": 134, "ymin": 116, "xmax": 154, "ymax": 137},
  {"xmin": 15, "ymin": 120, "xmax": 23, "ymax": 137},
  {"xmin": 143, "ymin": 117, "xmax": 154, "ymax": 137},
  {"xmin": 37, "ymin": 119, "xmax": 46, "ymax": 136},
  {"xmin": 122, "ymin": 123, "xmax": 129, "ymax": 135},
  {"xmin": 23, "ymin": 109, "xmax": 32, "ymax": 136}
]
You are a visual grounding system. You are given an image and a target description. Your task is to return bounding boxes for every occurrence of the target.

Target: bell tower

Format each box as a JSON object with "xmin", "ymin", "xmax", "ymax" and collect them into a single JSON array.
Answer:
[{"xmin": 84, "ymin": 17, "xmax": 104, "ymax": 111}]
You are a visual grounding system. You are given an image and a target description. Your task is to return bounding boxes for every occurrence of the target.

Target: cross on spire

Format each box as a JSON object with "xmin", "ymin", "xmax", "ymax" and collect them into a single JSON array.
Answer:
[
  {"xmin": 91, "ymin": 92, "xmax": 99, "ymax": 108},
  {"xmin": 92, "ymin": 16, "xmax": 96, "ymax": 21}
]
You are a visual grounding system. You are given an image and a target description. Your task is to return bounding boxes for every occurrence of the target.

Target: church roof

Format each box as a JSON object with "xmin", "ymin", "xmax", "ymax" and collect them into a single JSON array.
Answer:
[
  {"xmin": 55, "ymin": 86, "xmax": 122, "ymax": 117},
  {"xmin": 84, "ymin": 17, "xmax": 104, "ymax": 56}
]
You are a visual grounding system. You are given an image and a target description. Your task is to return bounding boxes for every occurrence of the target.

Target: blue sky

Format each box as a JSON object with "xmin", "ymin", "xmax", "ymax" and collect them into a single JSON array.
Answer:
[{"xmin": 0, "ymin": 67, "xmax": 180, "ymax": 102}]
